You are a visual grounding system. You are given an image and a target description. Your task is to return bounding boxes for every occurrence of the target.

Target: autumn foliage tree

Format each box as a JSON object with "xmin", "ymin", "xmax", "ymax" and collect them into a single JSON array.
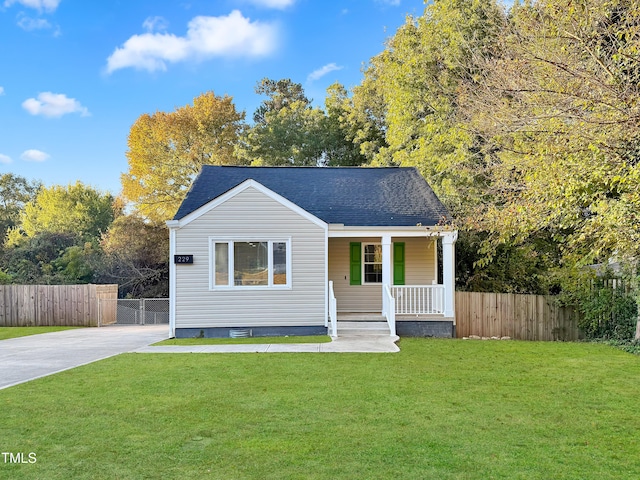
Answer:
[
  {"xmin": 122, "ymin": 91, "xmax": 247, "ymax": 223},
  {"xmin": 98, "ymin": 215, "xmax": 170, "ymax": 297},
  {"xmin": 347, "ymin": 0, "xmax": 505, "ymax": 215},
  {"xmin": 464, "ymin": 0, "xmax": 640, "ymax": 268}
]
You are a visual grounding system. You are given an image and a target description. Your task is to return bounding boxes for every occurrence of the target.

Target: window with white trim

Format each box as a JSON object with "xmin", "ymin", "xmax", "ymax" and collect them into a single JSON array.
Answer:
[
  {"xmin": 363, "ymin": 243, "xmax": 382, "ymax": 284},
  {"xmin": 212, "ymin": 240, "xmax": 290, "ymax": 288}
]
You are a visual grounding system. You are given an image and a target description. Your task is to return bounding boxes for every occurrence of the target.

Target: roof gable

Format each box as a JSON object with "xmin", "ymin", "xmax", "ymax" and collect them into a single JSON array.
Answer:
[
  {"xmin": 173, "ymin": 166, "xmax": 449, "ymax": 227},
  {"xmin": 171, "ymin": 178, "xmax": 327, "ymax": 229}
]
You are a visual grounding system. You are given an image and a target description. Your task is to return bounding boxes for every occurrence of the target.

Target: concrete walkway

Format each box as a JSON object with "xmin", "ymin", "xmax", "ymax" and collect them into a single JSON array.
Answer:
[
  {"xmin": 0, "ymin": 325, "xmax": 169, "ymax": 390},
  {"xmin": 135, "ymin": 335, "xmax": 400, "ymax": 354},
  {"xmin": 0, "ymin": 327, "xmax": 399, "ymax": 391}
]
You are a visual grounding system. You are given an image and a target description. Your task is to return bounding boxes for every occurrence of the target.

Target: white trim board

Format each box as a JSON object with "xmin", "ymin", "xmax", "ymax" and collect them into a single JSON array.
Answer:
[{"xmin": 328, "ymin": 225, "xmax": 458, "ymax": 238}]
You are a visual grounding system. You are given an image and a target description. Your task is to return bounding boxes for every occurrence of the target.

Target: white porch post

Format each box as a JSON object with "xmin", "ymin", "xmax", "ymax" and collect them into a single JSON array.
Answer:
[
  {"xmin": 381, "ymin": 234, "xmax": 392, "ymax": 287},
  {"xmin": 381, "ymin": 234, "xmax": 392, "ymax": 315},
  {"xmin": 442, "ymin": 231, "xmax": 458, "ymax": 319}
]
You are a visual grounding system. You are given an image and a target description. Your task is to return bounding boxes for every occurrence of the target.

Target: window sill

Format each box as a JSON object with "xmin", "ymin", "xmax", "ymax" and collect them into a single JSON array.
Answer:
[{"xmin": 210, "ymin": 285, "xmax": 292, "ymax": 291}]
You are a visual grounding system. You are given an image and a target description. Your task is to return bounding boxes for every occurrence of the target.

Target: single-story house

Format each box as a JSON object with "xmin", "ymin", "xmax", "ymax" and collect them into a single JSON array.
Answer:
[{"xmin": 166, "ymin": 166, "xmax": 458, "ymax": 338}]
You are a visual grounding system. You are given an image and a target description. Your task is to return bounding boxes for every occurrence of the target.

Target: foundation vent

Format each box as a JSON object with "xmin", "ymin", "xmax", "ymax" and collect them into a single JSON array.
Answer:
[{"xmin": 229, "ymin": 328, "xmax": 251, "ymax": 338}]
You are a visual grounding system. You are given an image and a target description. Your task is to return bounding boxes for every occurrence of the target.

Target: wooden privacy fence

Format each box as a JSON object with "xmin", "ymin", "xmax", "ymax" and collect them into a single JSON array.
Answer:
[
  {"xmin": 456, "ymin": 291, "xmax": 583, "ymax": 341},
  {"xmin": 0, "ymin": 284, "xmax": 118, "ymax": 327}
]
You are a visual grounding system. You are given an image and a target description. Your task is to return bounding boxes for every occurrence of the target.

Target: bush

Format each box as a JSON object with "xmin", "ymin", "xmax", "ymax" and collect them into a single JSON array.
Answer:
[
  {"xmin": 577, "ymin": 280, "xmax": 637, "ymax": 341},
  {"xmin": 593, "ymin": 339, "xmax": 640, "ymax": 355}
]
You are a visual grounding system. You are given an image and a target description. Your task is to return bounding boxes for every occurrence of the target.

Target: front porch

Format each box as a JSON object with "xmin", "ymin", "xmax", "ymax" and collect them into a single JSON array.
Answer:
[
  {"xmin": 329, "ymin": 287, "xmax": 455, "ymax": 338},
  {"xmin": 326, "ymin": 228, "xmax": 457, "ymax": 338}
]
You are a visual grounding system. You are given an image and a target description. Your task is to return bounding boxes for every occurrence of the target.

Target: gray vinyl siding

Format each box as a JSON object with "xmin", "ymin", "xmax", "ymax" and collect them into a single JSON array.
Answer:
[
  {"xmin": 174, "ymin": 186, "xmax": 326, "ymax": 328},
  {"xmin": 328, "ymin": 237, "xmax": 436, "ymax": 312}
]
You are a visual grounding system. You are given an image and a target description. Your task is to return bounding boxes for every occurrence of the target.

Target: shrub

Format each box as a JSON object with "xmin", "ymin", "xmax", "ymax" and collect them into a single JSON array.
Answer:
[{"xmin": 577, "ymin": 279, "xmax": 637, "ymax": 341}]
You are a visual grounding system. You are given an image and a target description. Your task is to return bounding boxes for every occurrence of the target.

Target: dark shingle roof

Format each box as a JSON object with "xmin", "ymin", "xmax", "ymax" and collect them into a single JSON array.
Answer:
[{"xmin": 173, "ymin": 166, "xmax": 449, "ymax": 227}]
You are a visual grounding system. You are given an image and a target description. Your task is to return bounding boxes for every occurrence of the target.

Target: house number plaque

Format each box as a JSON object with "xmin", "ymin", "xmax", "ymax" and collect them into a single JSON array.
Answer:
[{"xmin": 174, "ymin": 255, "xmax": 194, "ymax": 264}]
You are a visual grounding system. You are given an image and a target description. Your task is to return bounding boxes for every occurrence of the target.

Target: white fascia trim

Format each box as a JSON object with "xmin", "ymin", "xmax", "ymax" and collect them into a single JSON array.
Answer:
[
  {"xmin": 328, "ymin": 225, "xmax": 458, "ymax": 238},
  {"xmin": 173, "ymin": 179, "xmax": 328, "ymax": 230}
]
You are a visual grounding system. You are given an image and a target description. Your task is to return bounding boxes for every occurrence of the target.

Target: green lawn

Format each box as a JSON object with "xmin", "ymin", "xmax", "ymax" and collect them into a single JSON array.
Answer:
[
  {"xmin": 155, "ymin": 335, "xmax": 331, "ymax": 345},
  {"xmin": 1, "ymin": 339, "xmax": 639, "ymax": 479},
  {"xmin": 0, "ymin": 326, "xmax": 78, "ymax": 341}
]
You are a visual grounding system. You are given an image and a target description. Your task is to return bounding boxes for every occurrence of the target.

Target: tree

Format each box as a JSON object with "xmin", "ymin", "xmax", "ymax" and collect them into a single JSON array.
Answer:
[
  {"xmin": 252, "ymin": 78, "xmax": 310, "ymax": 125},
  {"xmin": 323, "ymin": 83, "xmax": 370, "ymax": 167},
  {"xmin": 97, "ymin": 215, "xmax": 169, "ymax": 297},
  {"xmin": 348, "ymin": 0, "xmax": 506, "ymax": 215},
  {"xmin": 1, "ymin": 182, "xmax": 114, "ymax": 285},
  {"xmin": 464, "ymin": 0, "xmax": 640, "ymax": 268},
  {"xmin": 237, "ymin": 78, "xmax": 366, "ymax": 166},
  {"xmin": 13, "ymin": 182, "xmax": 115, "ymax": 243},
  {"xmin": 0, "ymin": 174, "xmax": 40, "ymax": 244},
  {"xmin": 339, "ymin": 72, "xmax": 389, "ymax": 164},
  {"xmin": 238, "ymin": 100, "xmax": 327, "ymax": 165},
  {"xmin": 2, "ymin": 232, "xmax": 80, "ymax": 284},
  {"xmin": 466, "ymin": 0, "xmax": 640, "ymax": 340},
  {"xmin": 342, "ymin": 0, "xmax": 557, "ymax": 292},
  {"xmin": 122, "ymin": 91, "xmax": 247, "ymax": 223},
  {"xmin": 53, "ymin": 243, "xmax": 98, "ymax": 284}
]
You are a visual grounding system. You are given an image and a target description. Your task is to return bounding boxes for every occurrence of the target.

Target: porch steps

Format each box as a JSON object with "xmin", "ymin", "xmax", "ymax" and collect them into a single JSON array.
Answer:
[
  {"xmin": 336, "ymin": 313, "xmax": 391, "ymax": 336},
  {"xmin": 337, "ymin": 313, "xmax": 385, "ymax": 322}
]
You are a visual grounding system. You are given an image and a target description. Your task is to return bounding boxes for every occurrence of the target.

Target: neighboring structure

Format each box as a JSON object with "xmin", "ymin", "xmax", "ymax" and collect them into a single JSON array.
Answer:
[{"xmin": 166, "ymin": 166, "xmax": 458, "ymax": 338}]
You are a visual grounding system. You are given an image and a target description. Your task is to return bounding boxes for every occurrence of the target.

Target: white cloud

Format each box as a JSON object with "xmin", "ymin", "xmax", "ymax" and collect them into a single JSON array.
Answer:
[
  {"xmin": 0, "ymin": 87, "xmax": 4, "ymax": 96},
  {"xmin": 4, "ymin": 0, "xmax": 61, "ymax": 12},
  {"xmin": 20, "ymin": 149, "xmax": 50, "ymax": 162},
  {"xmin": 142, "ymin": 16, "xmax": 169, "ymax": 33},
  {"xmin": 375, "ymin": 0, "xmax": 400, "ymax": 5},
  {"xmin": 246, "ymin": 0, "xmax": 295, "ymax": 9},
  {"xmin": 22, "ymin": 92, "xmax": 90, "ymax": 118},
  {"xmin": 0, "ymin": 154, "xmax": 12, "ymax": 164},
  {"xmin": 307, "ymin": 63, "xmax": 343, "ymax": 83},
  {"xmin": 106, "ymin": 10, "xmax": 278, "ymax": 74},
  {"xmin": 17, "ymin": 15, "xmax": 51, "ymax": 31}
]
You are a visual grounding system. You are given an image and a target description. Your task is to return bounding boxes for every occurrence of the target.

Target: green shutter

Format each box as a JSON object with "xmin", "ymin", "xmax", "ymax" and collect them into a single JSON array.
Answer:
[
  {"xmin": 350, "ymin": 242, "xmax": 361, "ymax": 285},
  {"xmin": 393, "ymin": 242, "xmax": 405, "ymax": 285}
]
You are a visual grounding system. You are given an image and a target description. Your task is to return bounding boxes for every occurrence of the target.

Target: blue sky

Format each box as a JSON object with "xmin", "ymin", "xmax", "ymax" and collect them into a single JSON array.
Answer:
[{"xmin": 0, "ymin": 0, "xmax": 428, "ymax": 195}]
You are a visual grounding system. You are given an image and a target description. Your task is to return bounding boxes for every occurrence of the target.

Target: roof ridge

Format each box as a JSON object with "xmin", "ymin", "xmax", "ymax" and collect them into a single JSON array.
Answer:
[{"xmin": 202, "ymin": 165, "xmax": 413, "ymax": 170}]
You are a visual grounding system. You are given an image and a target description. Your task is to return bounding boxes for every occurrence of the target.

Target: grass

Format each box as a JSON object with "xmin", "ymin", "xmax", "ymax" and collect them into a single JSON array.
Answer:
[
  {"xmin": 0, "ymin": 326, "xmax": 79, "ymax": 341},
  {"xmin": 1, "ymin": 339, "xmax": 639, "ymax": 479},
  {"xmin": 155, "ymin": 335, "xmax": 331, "ymax": 346}
]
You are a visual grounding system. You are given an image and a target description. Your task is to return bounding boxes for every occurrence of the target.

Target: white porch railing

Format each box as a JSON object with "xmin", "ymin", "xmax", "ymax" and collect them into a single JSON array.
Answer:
[
  {"xmin": 391, "ymin": 285, "xmax": 445, "ymax": 315},
  {"xmin": 328, "ymin": 281, "xmax": 338, "ymax": 337},
  {"xmin": 382, "ymin": 284, "xmax": 396, "ymax": 336}
]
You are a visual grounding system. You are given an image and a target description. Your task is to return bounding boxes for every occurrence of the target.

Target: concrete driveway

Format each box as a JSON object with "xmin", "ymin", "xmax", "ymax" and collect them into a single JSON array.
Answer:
[{"xmin": 0, "ymin": 325, "xmax": 169, "ymax": 390}]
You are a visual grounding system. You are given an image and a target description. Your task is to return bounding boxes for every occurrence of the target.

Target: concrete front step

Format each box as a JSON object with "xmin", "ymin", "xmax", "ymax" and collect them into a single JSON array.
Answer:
[{"xmin": 337, "ymin": 321, "xmax": 391, "ymax": 336}]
